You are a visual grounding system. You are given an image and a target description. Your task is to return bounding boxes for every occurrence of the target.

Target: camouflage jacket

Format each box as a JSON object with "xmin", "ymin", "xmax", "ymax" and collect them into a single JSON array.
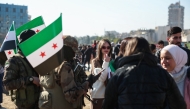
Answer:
[
  {"xmin": 3, "ymin": 53, "xmax": 40, "ymax": 108},
  {"xmin": 3, "ymin": 53, "xmax": 39, "ymax": 90},
  {"xmin": 56, "ymin": 59, "xmax": 87, "ymax": 109}
]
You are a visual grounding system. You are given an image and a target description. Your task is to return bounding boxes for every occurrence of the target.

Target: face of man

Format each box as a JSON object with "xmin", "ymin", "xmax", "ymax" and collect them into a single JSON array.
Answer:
[
  {"xmin": 157, "ymin": 44, "xmax": 164, "ymax": 49},
  {"xmin": 167, "ymin": 32, "xmax": 181, "ymax": 46}
]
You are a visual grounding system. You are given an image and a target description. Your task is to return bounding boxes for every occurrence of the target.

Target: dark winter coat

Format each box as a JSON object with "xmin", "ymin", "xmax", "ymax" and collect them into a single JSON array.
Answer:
[{"xmin": 103, "ymin": 52, "xmax": 186, "ymax": 109}]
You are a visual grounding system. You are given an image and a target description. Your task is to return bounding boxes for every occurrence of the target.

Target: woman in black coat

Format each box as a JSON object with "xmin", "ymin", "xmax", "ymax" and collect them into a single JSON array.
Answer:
[{"xmin": 103, "ymin": 37, "xmax": 186, "ymax": 109}]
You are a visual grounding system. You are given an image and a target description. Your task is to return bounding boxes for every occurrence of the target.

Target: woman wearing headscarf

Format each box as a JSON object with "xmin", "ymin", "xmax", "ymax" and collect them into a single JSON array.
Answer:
[
  {"xmin": 160, "ymin": 44, "xmax": 190, "ymax": 109},
  {"xmin": 103, "ymin": 37, "xmax": 186, "ymax": 109}
]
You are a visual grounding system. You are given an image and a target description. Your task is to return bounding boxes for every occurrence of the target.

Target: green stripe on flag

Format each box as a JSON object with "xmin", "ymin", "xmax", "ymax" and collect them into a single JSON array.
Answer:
[
  {"xmin": 10, "ymin": 23, "xmax": 14, "ymax": 31},
  {"xmin": 109, "ymin": 60, "xmax": 116, "ymax": 72},
  {"xmin": 19, "ymin": 14, "xmax": 62, "ymax": 56},
  {"xmin": 16, "ymin": 16, "xmax": 44, "ymax": 36}
]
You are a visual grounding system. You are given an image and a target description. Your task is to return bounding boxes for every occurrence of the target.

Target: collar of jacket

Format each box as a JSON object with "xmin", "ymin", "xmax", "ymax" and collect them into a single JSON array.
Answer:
[{"xmin": 117, "ymin": 52, "xmax": 157, "ymax": 68}]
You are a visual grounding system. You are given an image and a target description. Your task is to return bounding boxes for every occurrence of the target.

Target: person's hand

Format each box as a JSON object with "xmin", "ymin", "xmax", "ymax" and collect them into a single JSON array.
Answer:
[
  {"xmin": 104, "ymin": 54, "xmax": 111, "ymax": 62},
  {"xmin": 32, "ymin": 76, "xmax": 40, "ymax": 86}
]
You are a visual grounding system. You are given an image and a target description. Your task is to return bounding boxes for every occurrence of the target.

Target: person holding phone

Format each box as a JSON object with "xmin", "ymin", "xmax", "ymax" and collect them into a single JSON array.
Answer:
[{"xmin": 90, "ymin": 39, "xmax": 112, "ymax": 109}]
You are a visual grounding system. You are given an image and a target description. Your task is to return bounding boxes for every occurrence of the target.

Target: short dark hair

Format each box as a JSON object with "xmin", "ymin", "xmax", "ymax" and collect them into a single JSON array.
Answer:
[
  {"xmin": 157, "ymin": 40, "xmax": 164, "ymax": 45},
  {"xmin": 150, "ymin": 44, "xmax": 156, "ymax": 51},
  {"xmin": 167, "ymin": 27, "xmax": 182, "ymax": 37}
]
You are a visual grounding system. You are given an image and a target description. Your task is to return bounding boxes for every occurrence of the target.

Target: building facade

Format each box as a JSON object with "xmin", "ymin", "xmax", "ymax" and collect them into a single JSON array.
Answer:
[
  {"xmin": 128, "ymin": 29, "xmax": 156, "ymax": 43},
  {"xmin": 182, "ymin": 29, "xmax": 190, "ymax": 42},
  {"xmin": 168, "ymin": 2, "xmax": 184, "ymax": 29},
  {"xmin": 0, "ymin": 3, "xmax": 30, "ymax": 43},
  {"xmin": 155, "ymin": 26, "xmax": 170, "ymax": 42}
]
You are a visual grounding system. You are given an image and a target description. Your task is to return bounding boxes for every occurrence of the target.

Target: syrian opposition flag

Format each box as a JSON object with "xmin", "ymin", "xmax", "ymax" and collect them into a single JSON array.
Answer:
[
  {"xmin": 16, "ymin": 16, "xmax": 46, "ymax": 43},
  {"xmin": 19, "ymin": 14, "xmax": 63, "ymax": 75},
  {"xmin": 0, "ymin": 22, "xmax": 17, "ymax": 65}
]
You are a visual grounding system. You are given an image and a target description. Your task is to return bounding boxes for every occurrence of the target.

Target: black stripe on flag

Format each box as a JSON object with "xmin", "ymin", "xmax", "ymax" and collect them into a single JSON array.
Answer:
[{"xmin": 0, "ymin": 40, "xmax": 16, "ymax": 52}]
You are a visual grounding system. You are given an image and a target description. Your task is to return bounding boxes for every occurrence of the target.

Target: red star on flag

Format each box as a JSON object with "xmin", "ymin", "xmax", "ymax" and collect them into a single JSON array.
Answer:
[
  {"xmin": 7, "ymin": 51, "xmax": 12, "ymax": 55},
  {"xmin": 52, "ymin": 43, "xmax": 58, "ymax": 49},
  {"xmin": 40, "ymin": 52, "xmax": 46, "ymax": 58},
  {"xmin": 36, "ymin": 29, "xmax": 40, "ymax": 33}
]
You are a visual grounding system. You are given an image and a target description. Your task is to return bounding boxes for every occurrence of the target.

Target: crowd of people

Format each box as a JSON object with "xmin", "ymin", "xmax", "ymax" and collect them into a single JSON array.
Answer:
[{"xmin": 0, "ymin": 26, "xmax": 189, "ymax": 109}]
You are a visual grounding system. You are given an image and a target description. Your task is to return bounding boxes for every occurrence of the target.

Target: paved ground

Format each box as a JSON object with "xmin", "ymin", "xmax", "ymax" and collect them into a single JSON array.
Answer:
[{"xmin": 1, "ymin": 93, "xmax": 14, "ymax": 109}]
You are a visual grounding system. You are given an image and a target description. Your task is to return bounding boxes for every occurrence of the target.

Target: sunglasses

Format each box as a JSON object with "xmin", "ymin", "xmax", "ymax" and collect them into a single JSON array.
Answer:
[{"xmin": 102, "ymin": 46, "xmax": 111, "ymax": 49}]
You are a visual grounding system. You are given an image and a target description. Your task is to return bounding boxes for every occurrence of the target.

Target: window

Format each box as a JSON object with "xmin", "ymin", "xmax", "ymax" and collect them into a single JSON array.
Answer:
[
  {"xmin": 20, "ymin": 9, "xmax": 23, "ymax": 13},
  {"xmin": 20, "ymin": 22, "xmax": 23, "ymax": 25},
  {"xmin": 6, "ymin": 8, "xmax": 8, "ymax": 12},
  {"xmin": 13, "ymin": 8, "xmax": 16, "ymax": 12},
  {"xmin": 20, "ymin": 16, "xmax": 23, "ymax": 19},
  {"xmin": 0, "ymin": 7, "xmax": 1, "ymax": 11}
]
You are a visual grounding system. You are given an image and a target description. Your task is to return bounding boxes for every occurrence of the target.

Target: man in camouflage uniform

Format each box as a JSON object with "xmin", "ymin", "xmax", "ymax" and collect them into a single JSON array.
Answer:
[
  {"xmin": 39, "ymin": 35, "xmax": 89, "ymax": 109},
  {"xmin": 3, "ymin": 30, "xmax": 40, "ymax": 109}
]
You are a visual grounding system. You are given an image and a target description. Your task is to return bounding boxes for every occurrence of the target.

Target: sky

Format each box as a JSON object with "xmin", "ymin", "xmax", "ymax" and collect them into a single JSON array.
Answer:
[{"xmin": 1, "ymin": 0, "xmax": 190, "ymax": 36}]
